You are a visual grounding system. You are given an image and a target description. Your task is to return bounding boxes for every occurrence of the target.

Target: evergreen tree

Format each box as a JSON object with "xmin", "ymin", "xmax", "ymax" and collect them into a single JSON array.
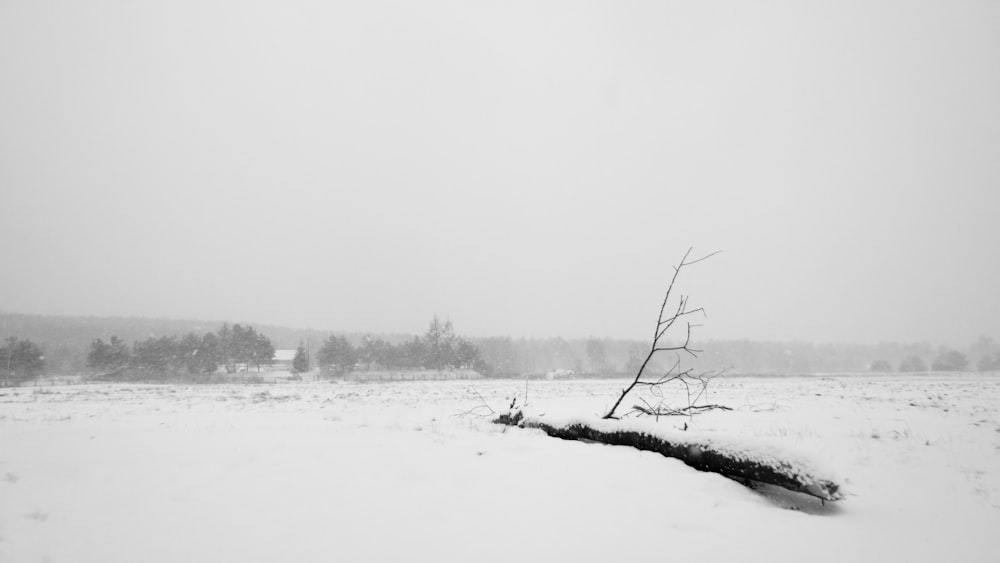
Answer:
[
  {"xmin": 87, "ymin": 336, "xmax": 130, "ymax": 372},
  {"xmin": 357, "ymin": 336, "xmax": 392, "ymax": 371},
  {"xmin": 2, "ymin": 337, "xmax": 45, "ymax": 386},
  {"xmin": 132, "ymin": 336, "xmax": 181, "ymax": 377},
  {"xmin": 177, "ymin": 333, "xmax": 203, "ymax": 374},
  {"xmin": 292, "ymin": 343, "xmax": 310, "ymax": 373},
  {"xmin": 215, "ymin": 323, "xmax": 274, "ymax": 373},
  {"xmin": 197, "ymin": 332, "xmax": 222, "ymax": 374},
  {"xmin": 177, "ymin": 332, "xmax": 221, "ymax": 375},
  {"xmin": 317, "ymin": 336, "xmax": 356, "ymax": 374},
  {"xmin": 252, "ymin": 332, "xmax": 275, "ymax": 372},
  {"xmin": 218, "ymin": 323, "xmax": 236, "ymax": 372}
]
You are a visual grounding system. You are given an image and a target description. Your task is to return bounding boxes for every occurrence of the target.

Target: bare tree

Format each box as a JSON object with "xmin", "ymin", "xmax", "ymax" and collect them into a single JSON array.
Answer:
[
  {"xmin": 495, "ymin": 375, "xmax": 840, "ymax": 502},
  {"xmin": 494, "ymin": 247, "xmax": 843, "ymax": 503},
  {"xmin": 603, "ymin": 247, "xmax": 719, "ymax": 420}
]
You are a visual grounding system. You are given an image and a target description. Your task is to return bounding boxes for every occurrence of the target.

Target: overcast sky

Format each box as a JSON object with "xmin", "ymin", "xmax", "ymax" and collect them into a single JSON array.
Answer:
[{"xmin": 1, "ymin": 0, "xmax": 998, "ymax": 345}]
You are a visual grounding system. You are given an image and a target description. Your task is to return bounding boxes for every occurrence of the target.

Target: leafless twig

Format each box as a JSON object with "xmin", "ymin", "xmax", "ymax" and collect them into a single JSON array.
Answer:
[
  {"xmin": 630, "ymin": 403, "xmax": 733, "ymax": 417},
  {"xmin": 455, "ymin": 389, "xmax": 496, "ymax": 418},
  {"xmin": 603, "ymin": 248, "xmax": 721, "ymax": 420}
]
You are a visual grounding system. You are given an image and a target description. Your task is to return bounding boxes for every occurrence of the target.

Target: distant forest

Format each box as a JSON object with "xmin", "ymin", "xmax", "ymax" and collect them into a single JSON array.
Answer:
[{"xmin": 1, "ymin": 312, "xmax": 999, "ymax": 377}]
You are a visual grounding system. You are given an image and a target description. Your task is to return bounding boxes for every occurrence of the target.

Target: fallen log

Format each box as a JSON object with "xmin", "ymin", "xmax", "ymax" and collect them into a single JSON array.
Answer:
[{"xmin": 495, "ymin": 410, "xmax": 842, "ymax": 502}]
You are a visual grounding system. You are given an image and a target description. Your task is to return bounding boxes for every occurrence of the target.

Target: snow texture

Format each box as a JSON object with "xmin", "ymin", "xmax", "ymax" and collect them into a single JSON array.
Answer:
[{"xmin": 1, "ymin": 374, "xmax": 999, "ymax": 563}]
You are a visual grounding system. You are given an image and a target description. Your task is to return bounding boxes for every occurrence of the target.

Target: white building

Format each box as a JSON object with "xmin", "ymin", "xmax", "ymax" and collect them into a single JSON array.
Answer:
[{"xmin": 271, "ymin": 349, "xmax": 297, "ymax": 369}]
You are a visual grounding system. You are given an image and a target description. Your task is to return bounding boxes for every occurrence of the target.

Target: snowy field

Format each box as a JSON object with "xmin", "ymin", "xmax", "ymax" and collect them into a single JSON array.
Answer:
[{"xmin": 2, "ymin": 375, "xmax": 999, "ymax": 563}]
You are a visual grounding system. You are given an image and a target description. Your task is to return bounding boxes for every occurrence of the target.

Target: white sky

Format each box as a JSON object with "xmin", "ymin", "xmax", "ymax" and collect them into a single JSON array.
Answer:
[{"xmin": 1, "ymin": 0, "xmax": 998, "ymax": 345}]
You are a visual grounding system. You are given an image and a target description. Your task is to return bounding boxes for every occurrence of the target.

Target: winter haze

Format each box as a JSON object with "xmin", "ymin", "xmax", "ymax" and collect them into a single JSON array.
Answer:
[{"xmin": 2, "ymin": 0, "xmax": 999, "ymax": 344}]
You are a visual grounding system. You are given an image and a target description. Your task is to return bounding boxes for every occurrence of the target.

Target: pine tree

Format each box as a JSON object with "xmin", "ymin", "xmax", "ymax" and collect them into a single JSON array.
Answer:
[
  {"xmin": 3, "ymin": 337, "xmax": 45, "ymax": 386},
  {"xmin": 317, "ymin": 336, "xmax": 356, "ymax": 374},
  {"xmin": 292, "ymin": 343, "xmax": 310, "ymax": 373}
]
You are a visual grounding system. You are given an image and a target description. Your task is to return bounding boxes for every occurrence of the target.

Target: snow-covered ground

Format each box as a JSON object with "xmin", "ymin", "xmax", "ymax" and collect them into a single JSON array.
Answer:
[{"xmin": 2, "ymin": 375, "xmax": 998, "ymax": 562}]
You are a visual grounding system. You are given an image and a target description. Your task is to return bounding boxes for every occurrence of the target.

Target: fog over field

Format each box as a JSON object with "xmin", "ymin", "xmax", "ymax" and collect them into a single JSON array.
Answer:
[
  {"xmin": 1, "ymin": 1, "xmax": 999, "ymax": 562},
  {"xmin": 1, "ymin": 0, "xmax": 998, "ymax": 345}
]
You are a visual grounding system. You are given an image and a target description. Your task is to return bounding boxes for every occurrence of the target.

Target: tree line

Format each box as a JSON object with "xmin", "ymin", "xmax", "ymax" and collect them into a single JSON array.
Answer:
[
  {"xmin": 872, "ymin": 345, "xmax": 1000, "ymax": 373},
  {"xmin": 317, "ymin": 316, "xmax": 487, "ymax": 375},
  {"xmin": 87, "ymin": 323, "xmax": 276, "ymax": 379},
  {"xmin": 5, "ymin": 309, "xmax": 1000, "ymax": 382},
  {"xmin": 0, "ymin": 312, "xmax": 332, "ymax": 374}
]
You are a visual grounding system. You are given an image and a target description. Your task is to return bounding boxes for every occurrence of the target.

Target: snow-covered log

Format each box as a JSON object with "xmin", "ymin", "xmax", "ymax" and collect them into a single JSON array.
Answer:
[{"xmin": 495, "ymin": 410, "xmax": 842, "ymax": 502}]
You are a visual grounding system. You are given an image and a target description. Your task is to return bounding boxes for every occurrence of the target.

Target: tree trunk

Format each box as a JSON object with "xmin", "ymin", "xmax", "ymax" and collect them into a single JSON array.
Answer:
[{"xmin": 494, "ymin": 411, "xmax": 841, "ymax": 502}]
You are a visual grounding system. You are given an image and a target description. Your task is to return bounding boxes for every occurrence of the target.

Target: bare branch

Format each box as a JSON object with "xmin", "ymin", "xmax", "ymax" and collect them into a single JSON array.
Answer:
[
  {"xmin": 602, "ymin": 247, "xmax": 720, "ymax": 419},
  {"xmin": 680, "ymin": 249, "xmax": 722, "ymax": 267},
  {"xmin": 454, "ymin": 389, "xmax": 496, "ymax": 418},
  {"xmin": 630, "ymin": 403, "xmax": 733, "ymax": 417}
]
